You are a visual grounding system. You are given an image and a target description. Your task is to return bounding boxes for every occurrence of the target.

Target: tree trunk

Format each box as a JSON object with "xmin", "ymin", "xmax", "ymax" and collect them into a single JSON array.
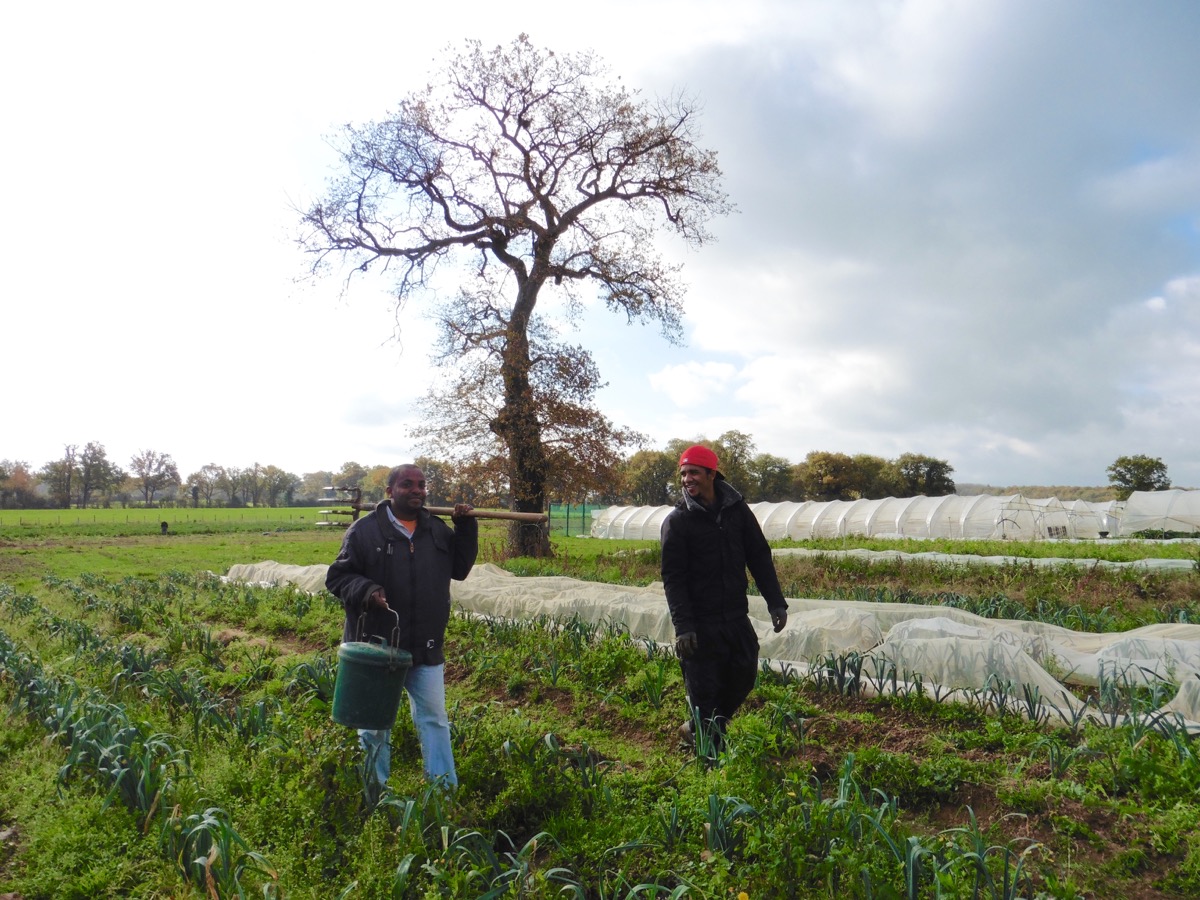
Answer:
[{"xmin": 494, "ymin": 291, "xmax": 553, "ymax": 558}]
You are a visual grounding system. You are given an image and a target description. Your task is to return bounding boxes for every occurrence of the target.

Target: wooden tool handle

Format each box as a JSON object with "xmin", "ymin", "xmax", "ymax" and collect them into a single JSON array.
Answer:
[{"xmin": 426, "ymin": 506, "xmax": 548, "ymax": 523}]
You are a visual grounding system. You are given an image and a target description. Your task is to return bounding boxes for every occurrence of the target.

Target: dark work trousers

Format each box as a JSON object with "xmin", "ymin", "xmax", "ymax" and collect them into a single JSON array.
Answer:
[{"xmin": 680, "ymin": 616, "xmax": 760, "ymax": 746}]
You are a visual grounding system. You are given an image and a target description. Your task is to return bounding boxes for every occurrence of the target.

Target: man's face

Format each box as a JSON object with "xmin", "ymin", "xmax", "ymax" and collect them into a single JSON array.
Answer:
[
  {"xmin": 679, "ymin": 464, "xmax": 716, "ymax": 503},
  {"xmin": 387, "ymin": 467, "xmax": 427, "ymax": 518}
]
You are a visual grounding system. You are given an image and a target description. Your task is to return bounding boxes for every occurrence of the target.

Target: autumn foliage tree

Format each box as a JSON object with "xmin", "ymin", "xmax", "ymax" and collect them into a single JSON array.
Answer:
[
  {"xmin": 792, "ymin": 450, "xmax": 859, "ymax": 501},
  {"xmin": 300, "ymin": 35, "xmax": 730, "ymax": 555},
  {"xmin": 789, "ymin": 450, "xmax": 952, "ymax": 501},
  {"xmin": 0, "ymin": 460, "xmax": 37, "ymax": 508}
]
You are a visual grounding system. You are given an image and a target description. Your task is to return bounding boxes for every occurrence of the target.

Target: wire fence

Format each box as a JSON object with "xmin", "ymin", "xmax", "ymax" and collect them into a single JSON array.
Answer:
[
  {"xmin": 0, "ymin": 511, "xmax": 315, "ymax": 528},
  {"xmin": 547, "ymin": 503, "xmax": 603, "ymax": 538},
  {"xmin": 0, "ymin": 507, "xmax": 608, "ymax": 536}
]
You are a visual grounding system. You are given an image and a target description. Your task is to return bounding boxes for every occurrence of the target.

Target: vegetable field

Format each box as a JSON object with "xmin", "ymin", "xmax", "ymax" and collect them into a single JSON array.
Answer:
[{"xmin": 2, "ymin": 524, "xmax": 1200, "ymax": 898}]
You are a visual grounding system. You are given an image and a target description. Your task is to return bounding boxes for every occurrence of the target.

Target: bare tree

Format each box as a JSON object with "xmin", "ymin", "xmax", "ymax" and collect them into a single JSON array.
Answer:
[
  {"xmin": 129, "ymin": 449, "xmax": 180, "ymax": 507},
  {"xmin": 300, "ymin": 35, "xmax": 730, "ymax": 555}
]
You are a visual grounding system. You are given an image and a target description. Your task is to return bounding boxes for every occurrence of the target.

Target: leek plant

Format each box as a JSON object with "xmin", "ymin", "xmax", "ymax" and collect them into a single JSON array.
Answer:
[
  {"xmin": 702, "ymin": 793, "xmax": 757, "ymax": 856},
  {"xmin": 865, "ymin": 654, "xmax": 899, "ymax": 696},
  {"xmin": 812, "ymin": 650, "xmax": 864, "ymax": 696},
  {"xmin": 652, "ymin": 798, "xmax": 686, "ymax": 851},
  {"xmin": 639, "ymin": 656, "xmax": 671, "ymax": 710},
  {"xmin": 285, "ymin": 654, "xmax": 336, "ymax": 702},
  {"xmin": 229, "ymin": 697, "xmax": 282, "ymax": 749},
  {"xmin": 167, "ymin": 805, "xmax": 279, "ymax": 899},
  {"xmin": 1034, "ymin": 735, "xmax": 1087, "ymax": 780},
  {"xmin": 984, "ymin": 673, "xmax": 1017, "ymax": 718},
  {"xmin": 532, "ymin": 648, "xmax": 567, "ymax": 686},
  {"xmin": 285, "ymin": 591, "xmax": 313, "ymax": 624},
  {"xmin": 554, "ymin": 738, "xmax": 614, "ymax": 815},
  {"xmin": 938, "ymin": 807, "xmax": 1040, "ymax": 900}
]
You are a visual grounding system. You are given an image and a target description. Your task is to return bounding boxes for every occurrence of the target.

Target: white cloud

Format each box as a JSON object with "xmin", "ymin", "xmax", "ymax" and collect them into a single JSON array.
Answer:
[{"xmin": 648, "ymin": 362, "xmax": 740, "ymax": 409}]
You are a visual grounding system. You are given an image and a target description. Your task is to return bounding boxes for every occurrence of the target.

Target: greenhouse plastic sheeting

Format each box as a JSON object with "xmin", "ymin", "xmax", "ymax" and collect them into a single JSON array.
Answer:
[
  {"xmin": 225, "ymin": 561, "xmax": 1200, "ymax": 730},
  {"xmin": 589, "ymin": 505, "xmax": 673, "ymax": 540},
  {"xmin": 592, "ymin": 493, "xmax": 1137, "ymax": 541},
  {"xmin": 1118, "ymin": 490, "xmax": 1200, "ymax": 535}
]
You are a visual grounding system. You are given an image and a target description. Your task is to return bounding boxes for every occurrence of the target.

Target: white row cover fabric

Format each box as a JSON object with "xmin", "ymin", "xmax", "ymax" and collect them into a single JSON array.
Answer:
[
  {"xmin": 773, "ymin": 547, "xmax": 1198, "ymax": 571},
  {"xmin": 591, "ymin": 494, "xmax": 1136, "ymax": 541},
  {"xmin": 226, "ymin": 561, "xmax": 1200, "ymax": 731}
]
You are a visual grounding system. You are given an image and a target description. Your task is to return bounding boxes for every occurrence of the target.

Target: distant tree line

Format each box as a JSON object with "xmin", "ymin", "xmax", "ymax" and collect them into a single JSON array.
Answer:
[
  {"xmin": 957, "ymin": 484, "xmax": 1119, "ymax": 503},
  {"xmin": 1, "ymin": 435, "xmax": 950, "ymax": 511},
  {"xmin": 0, "ymin": 444, "xmax": 304, "ymax": 510},
  {"xmin": 0, "ymin": 440, "xmax": 1174, "ymax": 511},
  {"xmin": 618, "ymin": 432, "xmax": 957, "ymax": 506}
]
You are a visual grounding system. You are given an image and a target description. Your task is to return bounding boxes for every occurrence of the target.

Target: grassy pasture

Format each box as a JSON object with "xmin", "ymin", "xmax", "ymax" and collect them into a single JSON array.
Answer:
[
  {"xmin": 1, "ymin": 522, "xmax": 1200, "ymax": 897},
  {"xmin": 0, "ymin": 506, "xmax": 319, "ymax": 533}
]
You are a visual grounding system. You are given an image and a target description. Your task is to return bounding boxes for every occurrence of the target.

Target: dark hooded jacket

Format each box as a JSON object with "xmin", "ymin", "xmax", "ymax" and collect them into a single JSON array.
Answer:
[
  {"xmin": 660, "ymin": 478, "xmax": 787, "ymax": 636},
  {"xmin": 326, "ymin": 501, "xmax": 478, "ymax": 666}
]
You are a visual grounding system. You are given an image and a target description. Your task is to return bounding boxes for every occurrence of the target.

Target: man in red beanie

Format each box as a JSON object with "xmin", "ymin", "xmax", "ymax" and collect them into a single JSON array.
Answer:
[{"xmin": 660, "ymin": 444, "xmax": 788, "ymax": 754}]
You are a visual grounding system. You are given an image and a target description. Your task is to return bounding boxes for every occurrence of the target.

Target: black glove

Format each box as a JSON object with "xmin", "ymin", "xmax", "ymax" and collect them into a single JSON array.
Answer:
[
  {"xmin": 771, "ymin": 609, "xmax": 787, "ymax": 633},
  {"xmin": 675, "ymin": 631, "xmax": 698, "ymax": 658}
]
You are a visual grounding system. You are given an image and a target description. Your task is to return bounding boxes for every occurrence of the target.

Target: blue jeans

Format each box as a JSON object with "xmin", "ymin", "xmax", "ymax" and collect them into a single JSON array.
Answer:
[{"xmin": 358, "ymin": 663, "xmax": 457, "ymax": 788}]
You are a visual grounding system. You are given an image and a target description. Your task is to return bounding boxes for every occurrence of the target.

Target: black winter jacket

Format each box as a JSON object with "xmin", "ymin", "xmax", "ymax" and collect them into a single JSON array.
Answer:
[
  {"xmin": 660, "ymin": 480, "xmax": 787, "ymax": 636},
  {"xmin": 326, "ymin": 501, "xmax": 478, "ymax": 665}
]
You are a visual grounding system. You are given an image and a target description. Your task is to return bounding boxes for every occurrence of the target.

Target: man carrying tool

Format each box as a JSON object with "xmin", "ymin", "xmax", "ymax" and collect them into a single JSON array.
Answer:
[
  {"xmin": 326, "ymin": 463, "xmax": 478, "ymax": 788},
  {"xmin": 660, "ymin": 445, "xmax": 788, "ymax": 753}
]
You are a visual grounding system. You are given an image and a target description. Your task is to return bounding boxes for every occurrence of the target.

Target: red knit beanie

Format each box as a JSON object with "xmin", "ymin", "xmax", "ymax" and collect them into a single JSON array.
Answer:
[{"xmin": 679, "ymin": 445, "xmax": 720, "ymax": 472}]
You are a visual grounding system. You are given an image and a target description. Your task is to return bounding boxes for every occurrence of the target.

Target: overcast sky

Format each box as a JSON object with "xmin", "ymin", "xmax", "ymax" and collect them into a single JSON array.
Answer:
[{"xmin": 3, "ymin": 0, "xmax": 1198, "ymax": 490}]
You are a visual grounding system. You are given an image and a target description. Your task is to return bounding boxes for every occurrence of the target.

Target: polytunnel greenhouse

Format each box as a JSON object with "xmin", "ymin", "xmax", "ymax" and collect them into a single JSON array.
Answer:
[
  {"xmin": 1117, "ymin": 489, "xmax": 1200, "ymax": 535},
  {"xmin": 590, "ymin": 493, "xmax": 1141, "ymax": 541}
]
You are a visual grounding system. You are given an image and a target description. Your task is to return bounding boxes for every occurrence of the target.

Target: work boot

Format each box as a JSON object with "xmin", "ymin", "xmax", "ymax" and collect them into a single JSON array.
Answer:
[{"xmin": 677, "ymin": 720, "xmax": 693, "ymax": 748}]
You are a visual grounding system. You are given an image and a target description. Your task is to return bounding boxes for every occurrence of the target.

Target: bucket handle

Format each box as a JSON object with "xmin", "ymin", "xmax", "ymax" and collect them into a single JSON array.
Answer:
[{"xmin": 356, "ymin": 607, "xmax": 403, "ymax": 657}]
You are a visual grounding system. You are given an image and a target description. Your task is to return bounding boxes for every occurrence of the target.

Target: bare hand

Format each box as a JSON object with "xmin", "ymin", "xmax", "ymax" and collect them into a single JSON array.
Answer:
[
  {"xmin": 452, "ymin": 502, "xmax": 474, "ymax": 519},
  {"xmin": 369, "ymin": 589, "xmax": 388, "ymax": 610},
  {"xmin": 771, "ymin": 609, "xmax": 787, "ymax": 633}
]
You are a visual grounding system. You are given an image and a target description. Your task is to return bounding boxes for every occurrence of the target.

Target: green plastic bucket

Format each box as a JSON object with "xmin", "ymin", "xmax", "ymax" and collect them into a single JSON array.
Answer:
[{"xmin": 332, "ymin": 640, "xmax": 413, "ymax": 730}]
